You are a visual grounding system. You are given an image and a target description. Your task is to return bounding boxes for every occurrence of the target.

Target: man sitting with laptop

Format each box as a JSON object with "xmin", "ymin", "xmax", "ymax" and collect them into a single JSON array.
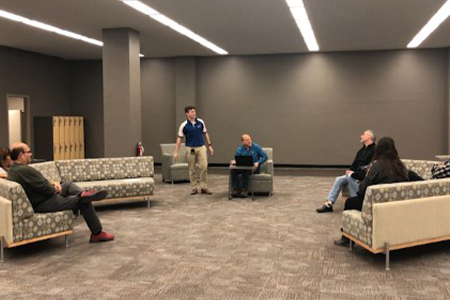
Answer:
[{"xmin": 231, "ymin": 134, "xmax": 267, "ymax": 198}]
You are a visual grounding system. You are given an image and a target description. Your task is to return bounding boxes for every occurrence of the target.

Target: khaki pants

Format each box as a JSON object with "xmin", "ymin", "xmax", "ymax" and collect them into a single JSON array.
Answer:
[{"xmin": 186, "ymin": 145, "xmax": 208, "ymax": 189}]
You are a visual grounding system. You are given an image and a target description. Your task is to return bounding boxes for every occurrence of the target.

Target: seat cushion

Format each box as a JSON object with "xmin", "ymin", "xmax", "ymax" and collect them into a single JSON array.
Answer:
[
  {"xmin": 342, "ymin": 210, "xmax": 372, "ymax": 247},
  {"xmin": 75, "ymin": 178, "xmax": 154, "ymax": 199},
  {"xmin": 15, "ymin": 210, "xmax": 74, "ymax": 243},
  {"xmin": 170, "ymin": 163, "xmax": 189, "ymax": 171},
  {"xmin": 250, "ymin": 174, "xmax": 272, "ymax": 181}
]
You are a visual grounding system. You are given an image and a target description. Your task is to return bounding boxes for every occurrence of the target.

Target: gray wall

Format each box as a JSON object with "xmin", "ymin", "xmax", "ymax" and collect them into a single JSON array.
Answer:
[
  {"xmin": 1, "ymin": 46, "xmax": 448, "ymax": 165},
  {"xmin": 69, "ymin": 60, "xmax": 105, "ymax": 158},
  {"xmin": 0, "ymin": 46, "xmax": 71, "ymax": 149},
  {"xmin": 195, "ymin": 49, "xmax": 448, "ymax": 164},
  {"xmin": 141, "ymin": 59, "xmax": 176, "ymax": 162}
]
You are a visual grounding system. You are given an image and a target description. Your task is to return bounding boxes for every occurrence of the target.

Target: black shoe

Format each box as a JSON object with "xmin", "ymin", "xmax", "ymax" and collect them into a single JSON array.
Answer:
[
  {"xmin": 334, "ymin": 236, "xmax": 354, "ymax": 247},
  {"xmin": 316, "ymin": 203, "xmax": 333, "ymax": 213},
  {"xmin": 232, "ymin": 189, "xmax": 240, "ymax": 197},
  {"xmin": 240, "ymin": 190, "xmax": 248, "ymax": 198}
]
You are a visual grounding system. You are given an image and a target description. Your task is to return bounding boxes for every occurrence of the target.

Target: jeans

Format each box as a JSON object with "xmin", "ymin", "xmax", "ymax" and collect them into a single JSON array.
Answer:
[
  {"xmin": 231, "ymin": 169, "xmax": 251, "ymax": 191},
  {"xmin": 327, "ymin": 174, "xmax": 358, "ymax": 204}
]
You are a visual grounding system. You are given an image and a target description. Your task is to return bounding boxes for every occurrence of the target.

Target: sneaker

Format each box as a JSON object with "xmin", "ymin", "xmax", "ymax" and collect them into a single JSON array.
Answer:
[
  {"xmin": 240, "ymin": 189, "xmax": 248, "ymax": 198},
  {"xmin": 316, "ymin": 201, "xmax": 333, "ymax": 213},
  {"xmin": 334, "ymin": 236, "xmax": 354, "ymax": 247},
  {"xmin": 80, "ymin": 190, "xmax": 107, "ymax": 204},
  {"xmin": 90, "ymin": 231, "xmax": 114, "ymax": 243},
  {"xmin": 201, "ymin": 189, "xmax": 213, "ymax": 195},
  {"xmin": 191, "ymin": 188, "xmax": 198, "ymax": 195}
]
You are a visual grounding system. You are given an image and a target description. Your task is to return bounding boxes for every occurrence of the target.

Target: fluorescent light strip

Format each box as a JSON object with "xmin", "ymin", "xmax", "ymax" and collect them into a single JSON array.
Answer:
[
  {"xmin": 0, "ymin": 9, "xmax": 103, "ymax": 46},
  {"xmin": 408, "ymin": 0, "xmax": 450, "ymax": 48},
  {"xmin": 0, "ymin": 8, "xmax": 145, "ymax": 56},
  {"xmin": 120, "ymin": 0, "xmax": 228, "ymax": 55},
  {"xmin": 285, "ymin": 0, "xmax": 319, "ymax": 52}
]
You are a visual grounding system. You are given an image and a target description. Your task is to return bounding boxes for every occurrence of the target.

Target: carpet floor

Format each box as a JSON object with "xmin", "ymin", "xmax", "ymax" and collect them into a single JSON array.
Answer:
[{"xmin": 1, "ymin": 171, "xmax": 450, "ymax": 300}]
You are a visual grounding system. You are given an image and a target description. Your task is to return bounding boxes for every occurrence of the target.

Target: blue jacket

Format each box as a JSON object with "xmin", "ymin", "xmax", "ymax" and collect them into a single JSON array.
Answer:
[{"xmin": 235, "ymin": 143, "xmax": 267, "ymax": 174}]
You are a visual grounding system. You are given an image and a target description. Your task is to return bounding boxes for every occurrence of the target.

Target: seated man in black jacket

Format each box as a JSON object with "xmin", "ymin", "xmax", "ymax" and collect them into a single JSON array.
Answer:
[
  {"xmin": 7, "ymin": 143, "xmax": 114, "ymax": 243},
  {"xmin": 316, "ymin": 130, "xmax": 376, "ymax": 213}
]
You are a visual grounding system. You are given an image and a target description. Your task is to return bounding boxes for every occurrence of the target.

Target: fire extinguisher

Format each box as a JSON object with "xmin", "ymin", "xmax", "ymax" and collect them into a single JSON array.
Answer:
[{"xmin": 136, "ymin": 142, "xmax": 144, "ymax": 156}]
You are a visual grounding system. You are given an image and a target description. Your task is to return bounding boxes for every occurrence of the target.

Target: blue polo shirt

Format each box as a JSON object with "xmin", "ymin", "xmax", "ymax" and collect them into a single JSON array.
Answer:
[
  {"xmin": 235, "ymin": 143, "xmax": 267, "ymax": 174},
  {"xmin": 178, "ymin": 118, "xmax": 207, "ymax": 147}
]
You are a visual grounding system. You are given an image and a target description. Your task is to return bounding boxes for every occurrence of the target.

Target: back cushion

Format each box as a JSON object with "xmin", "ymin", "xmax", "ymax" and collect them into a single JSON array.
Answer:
[
  {"xmin": 30, "ymin": 161, "xmax": 62, "ymax": 183},
  {"xmin": 56, "ymin": 156, "xmax": 154, "ymax": 182}
]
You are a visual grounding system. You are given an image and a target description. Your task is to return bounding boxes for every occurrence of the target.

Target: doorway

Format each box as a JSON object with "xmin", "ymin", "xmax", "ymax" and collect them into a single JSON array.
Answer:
[{"xmin": 7, "ymin": 95, "xmax": 30, "ymax": 147}]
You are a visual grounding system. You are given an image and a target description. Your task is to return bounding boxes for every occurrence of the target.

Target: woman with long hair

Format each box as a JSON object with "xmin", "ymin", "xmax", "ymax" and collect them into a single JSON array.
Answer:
[
  {"xmin": 0, "ymin": 147, "xmax": 12, "ymax": 178},
  {"xmin": 335, "ymin": 137, "xmax": 409, "ymax": 246}
]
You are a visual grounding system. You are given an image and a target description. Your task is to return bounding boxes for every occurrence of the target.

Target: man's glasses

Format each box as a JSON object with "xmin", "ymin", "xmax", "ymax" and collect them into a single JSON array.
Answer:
[{"xmin": 24, "ymin": 150, "xmax": 32, "ymax": 154}]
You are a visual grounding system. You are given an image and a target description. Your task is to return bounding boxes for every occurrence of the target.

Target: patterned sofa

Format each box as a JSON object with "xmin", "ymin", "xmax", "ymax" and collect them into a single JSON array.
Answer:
[
  {"xmin": 342, "ymin": 159, "xmax": 450, "ymax": 269},
  {"xmin": 0, "ymin": 156, "xmax": 154, "ymax": 262}
]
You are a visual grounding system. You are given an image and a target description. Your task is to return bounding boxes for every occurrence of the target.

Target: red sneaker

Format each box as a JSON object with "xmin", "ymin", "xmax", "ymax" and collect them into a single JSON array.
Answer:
[
  {"xmin": 80, "ymin": 190, "xmax": 107, "ymax": 203},
  {"xmin": 90, "ymin": 231, "xmax": 114, "ymax": 243}
]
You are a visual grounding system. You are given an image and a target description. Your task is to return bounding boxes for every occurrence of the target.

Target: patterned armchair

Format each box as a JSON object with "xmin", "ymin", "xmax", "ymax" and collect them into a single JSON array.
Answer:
[
  {"xmin": 0, "ymin": 179, "xmax": 74, "ymax": 262},
  {"xmin": 248, "ymin": 147, "xmax": 274, "ymax": 195},
  {"xmin": 342, "ymin": 159, "xmax": 450, "ymax": 270},
  {"xmin": 160, "ymin": 143, "xmax": 191, "ymax": 183}
]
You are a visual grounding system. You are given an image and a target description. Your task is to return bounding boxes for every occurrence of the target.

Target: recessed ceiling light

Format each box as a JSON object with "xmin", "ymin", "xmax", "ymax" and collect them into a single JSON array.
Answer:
[
  {"xmin": 408, "ymin": 0, "xmax": 450, "ymax": 48},
  {"xmin": 120, "ymin": 0, "xmax": 228, "ymax": 55},
  {"xmin": 285, "ymin": 0, "xmax": 319, "ymax": 52}
]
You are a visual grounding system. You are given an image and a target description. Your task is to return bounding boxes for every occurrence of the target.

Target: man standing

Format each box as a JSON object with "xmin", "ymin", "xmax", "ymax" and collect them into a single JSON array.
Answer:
[
  {"xmin": 174, "ymin": 106, "xmax": 214, "ymax": 195},
  {"xmin": 231, "ymin": 134, "xmax": 267, "ymax": 198},
  {"xmin": 316, "ymin": 130, "xmax": 376, "ymax": 213},
  {"xmin": 7, "ymin": 143, "xmax": 114, "ymax": 243}
]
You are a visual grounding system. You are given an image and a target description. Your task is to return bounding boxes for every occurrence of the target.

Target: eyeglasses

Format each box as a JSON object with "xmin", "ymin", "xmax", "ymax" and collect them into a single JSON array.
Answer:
[{"xmin": 24, "ymin": 150, "xmax": 32, "ymax": 154}]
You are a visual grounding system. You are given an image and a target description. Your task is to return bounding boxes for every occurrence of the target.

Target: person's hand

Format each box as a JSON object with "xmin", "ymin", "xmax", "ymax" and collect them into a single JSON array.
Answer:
[
  {"xmin": 231, "ymin": 160, "xmax": 236, "ymax": 165},
  {"xmin": 52, "ymin": 182, "xmax": 62, "ymax": 194},
  {"xmin": 208, "ymin": 145, "xmax": 214, "ymax": 155},
  {"xmin": 0, "ymin": 173, "xmax": 6, "ymax": 179},
  {"xmin": 253, "ymin": 162, "xmax": 259, "ymax": 170},
  {"xmin": 173, "ymin": 152, "xmax": 179, "ymax": 162}
]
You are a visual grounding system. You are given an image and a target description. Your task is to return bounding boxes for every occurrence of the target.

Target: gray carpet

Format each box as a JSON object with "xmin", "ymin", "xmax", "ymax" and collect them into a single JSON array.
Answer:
[{"xmin": 1, "ymin": 171, "xmax": 450, "ymax": 300}]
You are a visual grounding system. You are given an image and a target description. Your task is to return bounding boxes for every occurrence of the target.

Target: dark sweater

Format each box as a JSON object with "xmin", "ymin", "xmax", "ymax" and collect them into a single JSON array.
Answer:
[
  {"xmin": 349, "ymin": 143, "xmax": 376, "ymax": 181},
  {"xmin": 7, "ymin": 163, "xmax": 55, "ymax": 206},
  {"xmin": 357, "ymin": 160, "xmax": 409, "ymax": 200}
]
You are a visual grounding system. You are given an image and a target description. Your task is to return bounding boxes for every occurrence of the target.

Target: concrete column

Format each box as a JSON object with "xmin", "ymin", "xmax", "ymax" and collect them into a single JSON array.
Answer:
[
  {"xmin": 447, "ymin": 48, "xmax": 450, "ymax": 154},
  {"xmin": 102, "ymin": 28, "xmax": 141, "ymax": 157},
  {"xmin": 175, "ymin": 57, "xmax": 196, "ymax": 127}
]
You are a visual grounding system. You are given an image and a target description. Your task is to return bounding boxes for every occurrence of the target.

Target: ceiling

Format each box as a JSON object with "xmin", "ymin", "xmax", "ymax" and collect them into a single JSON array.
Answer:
[{"xmin": 0, "ymin": 0, "xmax": 448, "ymax": 60}]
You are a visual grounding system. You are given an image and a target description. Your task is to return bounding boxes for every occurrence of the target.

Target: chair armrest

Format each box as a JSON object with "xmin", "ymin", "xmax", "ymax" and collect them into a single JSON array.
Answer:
[
  {"xmin": 161, "ymin": 154, "xmax": 174, "ymax": 180},
  {"xmin": 265, "ymin": 160, "xmax": 274, "ymax": 175},
  {"xmin": 0, "ymin": 196, "xmax": 13, "ymax": 245}
]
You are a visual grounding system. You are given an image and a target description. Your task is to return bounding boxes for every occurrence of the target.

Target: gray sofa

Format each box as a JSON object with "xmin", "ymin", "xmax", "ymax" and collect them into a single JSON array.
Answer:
[
  {"xmin": 0, "ymin": 156, "xmax": 154, "ymax": 262},
  {"xmin": 341, "ymin": 159, "xmax": 450, "ymax": 269}
]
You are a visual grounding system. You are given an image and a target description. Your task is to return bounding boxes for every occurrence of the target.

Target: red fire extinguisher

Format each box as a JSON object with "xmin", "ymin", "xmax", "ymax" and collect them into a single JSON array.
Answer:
[{"xmin": 137, "ymin": 142, "xmax": 144, "ymax": 156}]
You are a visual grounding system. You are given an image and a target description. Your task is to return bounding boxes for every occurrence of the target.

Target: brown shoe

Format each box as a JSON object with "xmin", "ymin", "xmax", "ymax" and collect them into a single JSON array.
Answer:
[
  {"xmin": 191, "ymin": 188, "xmax": 198, "ymax": 195},
  {"xmin": 201, "ymin": 189, "xmax": 213, "ymax": 195}
]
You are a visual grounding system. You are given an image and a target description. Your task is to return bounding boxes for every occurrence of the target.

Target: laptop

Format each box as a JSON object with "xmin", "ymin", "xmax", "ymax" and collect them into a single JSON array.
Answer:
[{"xmin": 235, "ymin": 155, "xmax": 254, "ymax": 166}]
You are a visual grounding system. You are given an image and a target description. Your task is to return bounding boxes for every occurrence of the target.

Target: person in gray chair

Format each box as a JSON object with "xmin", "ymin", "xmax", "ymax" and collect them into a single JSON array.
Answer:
[
  {"xmin": 231, "ymin": 134, "xmax": 267, "ymax": 198},
  {"xmin": 316, "ymin": 130, "xmax": 376, "ymax": 213}
]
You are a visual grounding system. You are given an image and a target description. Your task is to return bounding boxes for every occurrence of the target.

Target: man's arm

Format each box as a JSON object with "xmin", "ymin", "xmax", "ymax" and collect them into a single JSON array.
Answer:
[
  {"xmin": 203, "ymin": 132, "xmax": 214, "ymax": 155},
  {"xmin": 174, "ymin": 137, "xmax": 182, "ymax": 161},
  {"xmin": 19, "ymin": 168, "xmax": 55, "ymax": 196},
  {"xmin": 255, "ymin": 145, "xmax": 267, "ymax": 168}
]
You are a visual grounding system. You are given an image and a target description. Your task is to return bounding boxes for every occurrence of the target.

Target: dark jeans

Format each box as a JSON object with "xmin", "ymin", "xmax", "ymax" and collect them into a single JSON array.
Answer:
[
  {"xmin": 34, "ymin": 182, "xmax": 102, "ymax": 235},
  {"xmin": 231, "ymin": 169, "xmax": 251, "ymax": 191},
  {"xmin": 344, "ymin": 195, "xmax": 364, "ymax": 211}
]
